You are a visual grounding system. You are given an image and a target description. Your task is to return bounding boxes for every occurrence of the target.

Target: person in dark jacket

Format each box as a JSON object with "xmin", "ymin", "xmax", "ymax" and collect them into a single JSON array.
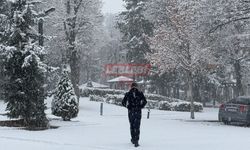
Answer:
[{"xmin": 122, "ymin": 82, "xmax": 147, "ymax": 147}]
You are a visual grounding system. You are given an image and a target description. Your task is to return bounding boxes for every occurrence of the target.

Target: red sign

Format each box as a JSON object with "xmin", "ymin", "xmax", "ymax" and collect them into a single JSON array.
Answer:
[{"xmin": 105, "ymin": 64, "xmax": 151, "ymax": 76}]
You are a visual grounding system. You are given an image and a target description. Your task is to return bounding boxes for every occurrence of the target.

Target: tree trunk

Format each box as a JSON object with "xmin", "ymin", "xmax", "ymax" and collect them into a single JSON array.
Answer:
[
  {"xmin": 176, "ymin": 84, "xmax": 180, "ymax": 99},
  {"xmin": 187, "ymin": 71, "xmax": 195, "ymax": 119},
  {"xmin": 64, "ymin": 0, "xmax": 81, "ymax": 103},
  {"xmin": 70, "ymin": 49, "xmax": 80, "ymax": 102},
  {"xmin": 143, "ymin": 76, "xmax": 146, "ymax": 93},
  {"xmin": 234, "ymin": 60, "xmax": 243, "ymax": 97},
  {"xmin": 38, "ymin": 19, "xmax": 44, "ymax": 47},
  {"xmin": 167, "ymin": 86, "xmax": 171, "ymax": 97}
]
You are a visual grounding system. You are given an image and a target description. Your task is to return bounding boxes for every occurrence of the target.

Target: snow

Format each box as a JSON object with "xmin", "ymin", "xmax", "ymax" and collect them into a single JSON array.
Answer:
[
  {"xmin": 7, "ymin": 0, "xmax": 17, "ymax": 2},
  {"xmin": 0, "ymin": 45, "xmax": 16, "ymax": 60},
  {"xmin": 22, "ymin": 53, "xmax": 36, "ymax": 68},
  {"xmin": 1, "ymin": 98, "xmax": 250, "ymax": 150},
  {"xmin": 102, "ymin": 0, "xmax": 125, "ymax": 14}
]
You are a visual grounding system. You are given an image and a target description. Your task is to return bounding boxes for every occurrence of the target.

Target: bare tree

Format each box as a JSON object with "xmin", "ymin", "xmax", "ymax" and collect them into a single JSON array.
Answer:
[
  {"xmin": 63, "ymin": 0, "xmax": 102, "ymax": 101},
  {"xmin": 206, "ymin": 0, "xmax": 250, "ymax": 97},
  {"xmin": 147, "ymin": 0, "xmax": 214, "ymax": 119}
]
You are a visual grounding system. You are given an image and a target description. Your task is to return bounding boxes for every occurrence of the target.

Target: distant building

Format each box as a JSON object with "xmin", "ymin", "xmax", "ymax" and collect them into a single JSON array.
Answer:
[{"xmin": 107, "ymin": 76, "xmax": 133, "ymax": 90}]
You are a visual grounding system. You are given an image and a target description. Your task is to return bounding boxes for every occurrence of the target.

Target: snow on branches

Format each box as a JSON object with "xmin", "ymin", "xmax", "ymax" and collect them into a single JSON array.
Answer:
[
  {"xmin": 147, "ymin": 0, "xmax": 215, "ymax": 119},
  {"xmin": 51, "ymin": 69, "xmax": 79, "ymax": 121},
  {"xmin": 147, "ymin": 0, "xmax": 214, "ymax": 74},
  {"xmin": 118, "ymin": 0, "xmax": 153, "ymax": 63}
]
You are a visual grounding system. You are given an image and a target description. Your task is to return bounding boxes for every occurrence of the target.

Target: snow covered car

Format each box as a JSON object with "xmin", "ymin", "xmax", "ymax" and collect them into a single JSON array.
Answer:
[{"xmin": 218, "ymin": 96, "xmax": 250, "ymax": 125}]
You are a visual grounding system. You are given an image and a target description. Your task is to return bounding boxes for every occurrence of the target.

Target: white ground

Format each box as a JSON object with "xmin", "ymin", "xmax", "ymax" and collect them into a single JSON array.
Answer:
[{"xmin": 0, "ymin": 98, "xmax": 250, "ymax": 150}]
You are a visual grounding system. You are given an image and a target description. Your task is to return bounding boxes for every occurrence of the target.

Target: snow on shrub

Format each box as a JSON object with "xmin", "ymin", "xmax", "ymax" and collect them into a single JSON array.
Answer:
[
  {"xmin": 51, "ymin": 70, "xmax": 79, "ymax": 121},
  {"xmin": 105, "ymin": 94, "xmax": 124, "ymax": 106},
  {"xmin": 80, "ymin": 87, "xmax": 125, "ymax": 97},
  {"xmin": 159, "ymin": 101, "xmax": 172, "ymax": 111},
  {"xmin": 89, "ymin": 94, "xmax": 123, "ymax": 106},
  {"xmin": 89, "ymin": 95, "xmax": 104, "ymax": 102},
  {"xmin": 81, "ymin": 87, "xmax": 172, "ymax": 101},
  {"xmin": 146, "ymin": 100, "xmax": 160, "ymax": 109},
  {"xmin": 145, "ymin": 94, "xmax": 172, "ymax": 102},
  {"xmin": 170, "ymin": 101, "xmax": 203, "ymax": 112},
  {"xmin": 82, "ymin": 87, "xmax": 203, "ymax": 112}
]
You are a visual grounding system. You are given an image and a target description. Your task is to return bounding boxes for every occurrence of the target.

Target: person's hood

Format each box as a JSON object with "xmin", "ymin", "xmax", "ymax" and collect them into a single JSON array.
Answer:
[{"xmin": 129, "ymin": 87, "xmax": 139, "ymax": 92}]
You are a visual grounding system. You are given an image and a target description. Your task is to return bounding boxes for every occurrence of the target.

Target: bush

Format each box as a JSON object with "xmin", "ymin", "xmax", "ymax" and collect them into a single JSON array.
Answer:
[
  {"xmin": 146, "ymin": 100, "xmax": 160, "ymax": 109},
  {"xmin": 82, "ymin": 87, "xmax": 203, "ymax": 112},
  {"xmin": 159, "ymin": 101, "xmax": 171, "ymax": 111},
  {"xmin": 80, "ymin": 87, "xmax": 125, "ymax": 97},
  {"xmin": 89, "ymin": 95, "xmax": 104, "ymax": 102},
  {"xmin": 105, "ymin": 94, "xmax": 123, "ymax": 106},
  {"xmin": 145, "ymin": 94, "xmax": 170, "ymax": 102},
  {"xmin": 170, "ymin": 101, "xmax": 203, "ymax": 112},
  {"xmin": 194, "ymin": 102, "xmax": 203, "ymax": 112}
]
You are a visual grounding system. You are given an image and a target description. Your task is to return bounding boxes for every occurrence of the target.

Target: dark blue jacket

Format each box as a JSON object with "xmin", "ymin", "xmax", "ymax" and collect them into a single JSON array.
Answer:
[{"xmin": 122, "ymin": 88, "xmax": 147, "ymax": 110}]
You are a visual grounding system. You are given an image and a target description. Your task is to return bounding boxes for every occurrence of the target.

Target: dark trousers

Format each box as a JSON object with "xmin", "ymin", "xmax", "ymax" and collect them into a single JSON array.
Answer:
[{"xmin": 128, "ymin": 109, "xmax": 142, "ymax": 142}]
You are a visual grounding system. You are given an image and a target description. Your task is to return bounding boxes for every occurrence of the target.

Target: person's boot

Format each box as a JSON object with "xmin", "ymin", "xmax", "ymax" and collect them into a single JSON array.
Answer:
[
  {"xmin": 134, "ymin": 141, "xmax": 139, "ymax": 147},
  {"xmin": 131, "ymin": 139, "xmax": 135, "ymax": 144}
]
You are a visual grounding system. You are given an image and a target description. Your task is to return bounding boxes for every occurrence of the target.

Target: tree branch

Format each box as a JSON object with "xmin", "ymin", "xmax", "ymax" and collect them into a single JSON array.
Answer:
[
  {"xmin": 63, "ymin": 21, "xmax": 69, "ymax": 40},
  {"xmin": 209, "ymin": 16, "xmax": 250, "ymax": 33}
]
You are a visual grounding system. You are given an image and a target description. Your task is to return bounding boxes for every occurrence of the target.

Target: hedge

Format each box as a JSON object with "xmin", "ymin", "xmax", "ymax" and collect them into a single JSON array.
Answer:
[
  {"xmin": 81, "ymin": 87, "xmax": 174, "ymax": 102},
  {"xmin": 80, "ymin": 87, "xmax": 125, "ymax": 97},
  {"xmin": 89, "ymin": 95, "xmax": 104, "ymax": 102},
  {"xmin": 105, "ymin": 94, "xmax": 124, "ymax": 106},
  {"xmin": 170, "ymin": 101, "xmax": 203, "ymax": 112},
  {"xmin": 89, "ymin": 93, "xmax": 203, "ymax": 112}
]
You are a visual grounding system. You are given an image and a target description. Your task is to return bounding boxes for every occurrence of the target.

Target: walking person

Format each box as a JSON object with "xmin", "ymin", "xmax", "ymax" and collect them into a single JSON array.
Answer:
[{"xmin": 122, "ymin": 82, "xmax": 147, "ymax": 147}]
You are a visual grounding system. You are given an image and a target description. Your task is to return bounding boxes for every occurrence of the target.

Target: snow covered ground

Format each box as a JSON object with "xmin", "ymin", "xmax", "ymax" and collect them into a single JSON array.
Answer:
[{"xmin": 0, "ymin": 98, "xmax": 250, "ymax": 150}]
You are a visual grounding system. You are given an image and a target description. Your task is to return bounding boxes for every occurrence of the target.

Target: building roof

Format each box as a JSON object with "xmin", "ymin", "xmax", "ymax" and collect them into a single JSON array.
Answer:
[{"xmin": 107, "ymin": 76, "xmax": 133, "ymax": 83}]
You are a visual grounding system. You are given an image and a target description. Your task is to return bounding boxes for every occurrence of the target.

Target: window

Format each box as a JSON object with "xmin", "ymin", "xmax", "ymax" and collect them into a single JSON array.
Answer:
[{"xmin": 236, "ymin": 97, "xmax": 250, "ymax": 105}]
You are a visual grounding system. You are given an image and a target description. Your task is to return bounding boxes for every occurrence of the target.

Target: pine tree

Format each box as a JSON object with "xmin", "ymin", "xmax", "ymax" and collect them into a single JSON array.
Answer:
[
  {"xmin": 51, "ymin": 69, "xmax": 79, "ymax": 121},
  {"xmin": 0, "ymin": 0, "xmax": 49, "ymax": 127},
  {"xmin": 118, "ymin": 0, "xmax": 153, "ymax": 63},
  {"xmin": 0, "ymin": 0, "xmax": 9, "ymax": 98}
]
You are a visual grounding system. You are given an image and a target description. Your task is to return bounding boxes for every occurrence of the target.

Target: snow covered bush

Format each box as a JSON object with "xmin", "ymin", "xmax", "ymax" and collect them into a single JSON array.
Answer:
[
  {"xmin": 89, "ymin": 94, "xmax": 123, "ymax": 106},
  {"xmin": 89, "ymin": 95, "xmax": 104, "ymax": 102},
  {"xmin": 80, "ymin": 87, "xmax": 125, "ymax": 97},
  {"xmin": 145, "ymin": 94, "xmax": 173, "ymax": 102},
  {"xmin": 146, "ymin": 100, "xmax": 160, "ymax": 109},
  {"xmin": 81, "ymin": 87, "xmax": 173, "ymax": 102},
  {"xmin": 159, "ymin": 101, "xmax": 171, "ymax": 111},
  {"xmin": 170, "ymin": 101, "xmax": 203, "ymax": 112},
  {"xmin": 83, "ymin": 87, "xmax": 203, "ymax": 112},
  {"xmin": 51, "ymin": 70, "xmax": 79, "ymax": 121},
  {"xmin": 105, "ymin": 94, "xmax": 124, "ymax": 106}
]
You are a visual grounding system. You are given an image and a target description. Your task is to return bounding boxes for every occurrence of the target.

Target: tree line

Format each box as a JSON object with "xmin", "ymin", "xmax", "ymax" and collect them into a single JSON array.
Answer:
[
  {"xmin": 117, "ymin": 0, "xmax": 250, "ymax": 119},
  {"xmin": 1, "ymin": 0, "xmax": 250, "ymax": 123},
  {"xmin": 0, "ymin": 0, "xmax": 102, "ymax": 127}
]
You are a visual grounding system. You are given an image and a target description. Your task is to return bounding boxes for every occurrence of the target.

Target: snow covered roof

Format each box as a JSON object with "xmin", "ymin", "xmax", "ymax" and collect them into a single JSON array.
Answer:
[
  {"xmin": 107, "ymin": 76, "xmax": 133, "ymax": 83},
  {"xmin": 79, "ymin": 81, "xmax": 109, "ymax": 89}
]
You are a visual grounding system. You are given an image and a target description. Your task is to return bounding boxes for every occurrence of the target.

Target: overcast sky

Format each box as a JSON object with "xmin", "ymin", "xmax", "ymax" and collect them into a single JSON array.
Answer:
[{"xmin": 102, "ymin": 0, "xmax": 125, "ymax": 14}]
